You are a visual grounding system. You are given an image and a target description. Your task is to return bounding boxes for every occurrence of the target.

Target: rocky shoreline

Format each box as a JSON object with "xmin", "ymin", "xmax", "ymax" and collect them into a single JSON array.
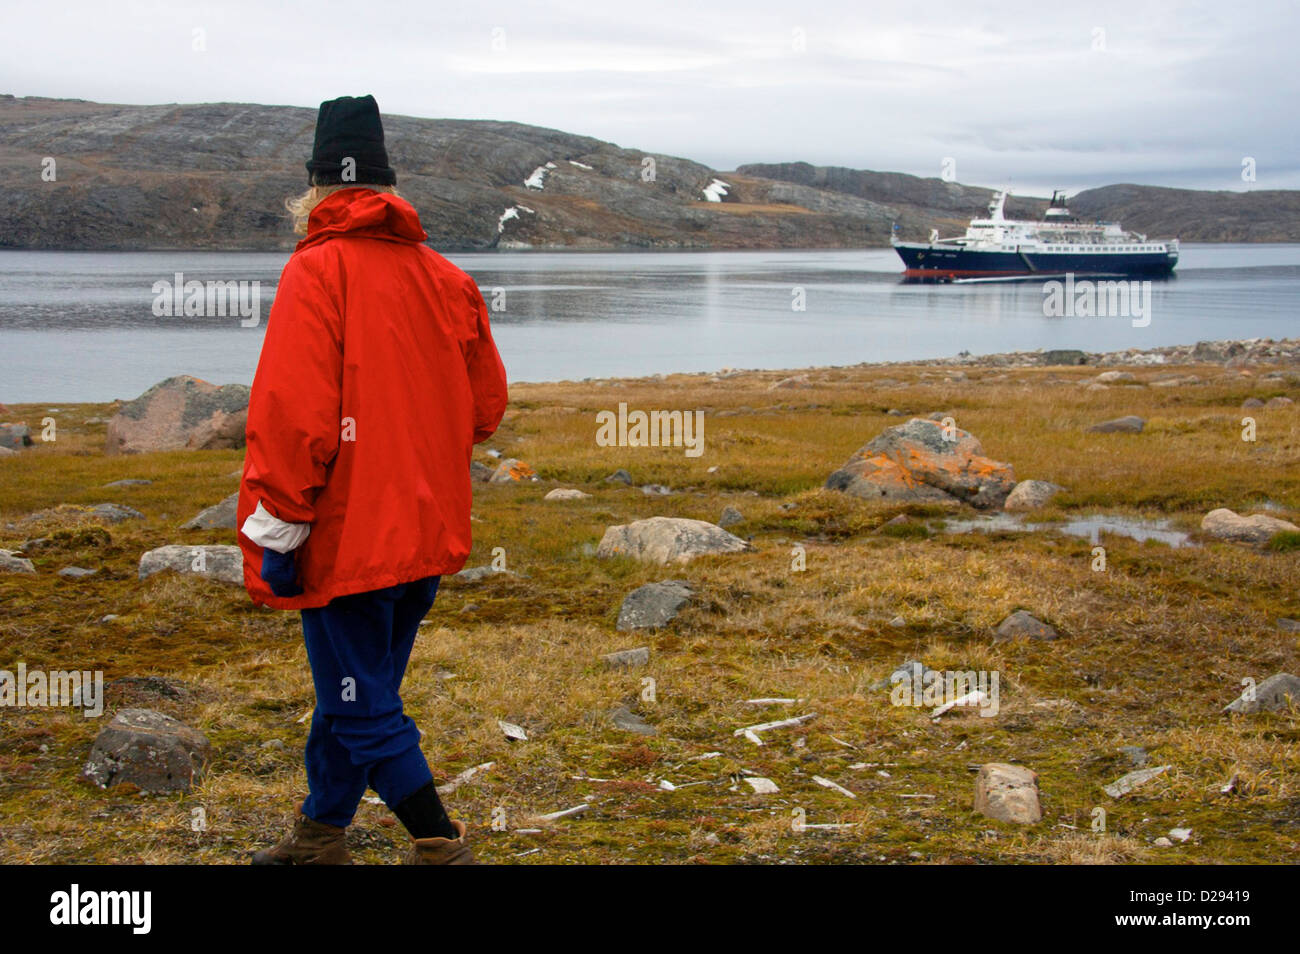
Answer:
[{"xmin": 919, "ymin": 337, "xmax": 1300, "ymax": 370}]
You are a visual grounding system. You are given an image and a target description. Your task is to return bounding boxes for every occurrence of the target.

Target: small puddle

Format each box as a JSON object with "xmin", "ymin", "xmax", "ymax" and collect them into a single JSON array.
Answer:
[{"xmin": 943, "ymin": 513, "xmax": 1196, "ymax": 548}]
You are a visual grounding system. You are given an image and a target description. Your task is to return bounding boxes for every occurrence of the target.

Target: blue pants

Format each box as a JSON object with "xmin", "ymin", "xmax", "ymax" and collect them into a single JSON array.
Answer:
[{"xmin": 299, "ymin": 576, "xmax": 440, "ymax": 828}]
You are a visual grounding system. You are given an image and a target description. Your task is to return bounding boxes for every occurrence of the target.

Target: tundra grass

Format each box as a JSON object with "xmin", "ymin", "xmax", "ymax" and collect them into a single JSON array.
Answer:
[{"xmin": 0, "ymin": 359, "xmax": 1296, "ymax": 864}]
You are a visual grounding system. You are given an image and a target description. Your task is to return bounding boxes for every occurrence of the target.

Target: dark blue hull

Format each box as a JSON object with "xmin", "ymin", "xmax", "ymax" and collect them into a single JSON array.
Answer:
[{"xmin": 894, "ymin": 243, "xmax": 1177, "ymax": 281}]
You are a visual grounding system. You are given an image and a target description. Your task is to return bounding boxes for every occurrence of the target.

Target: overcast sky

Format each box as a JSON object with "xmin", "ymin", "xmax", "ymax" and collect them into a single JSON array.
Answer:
[{"xmin": 3, "ymin": 0, "xmax": 1296, "ymax": 194}]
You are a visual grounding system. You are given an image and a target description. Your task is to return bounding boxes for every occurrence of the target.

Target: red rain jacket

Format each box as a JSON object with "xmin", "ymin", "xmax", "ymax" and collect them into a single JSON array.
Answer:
[{"xmin": 237, "ymin": 188, "xmax": 508, "ymax": 609}]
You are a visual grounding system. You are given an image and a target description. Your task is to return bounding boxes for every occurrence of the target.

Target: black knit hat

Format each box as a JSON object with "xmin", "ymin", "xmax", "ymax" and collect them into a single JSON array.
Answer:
[{"xmin": 305, "ymin": 94, "xmax": 397, "ymax": 186}]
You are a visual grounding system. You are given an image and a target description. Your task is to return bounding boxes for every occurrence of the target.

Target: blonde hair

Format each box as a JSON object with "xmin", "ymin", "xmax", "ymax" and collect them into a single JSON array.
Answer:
[{"xmin": 285, "ymin": 183, "xmax": 399, "ymax": 235}]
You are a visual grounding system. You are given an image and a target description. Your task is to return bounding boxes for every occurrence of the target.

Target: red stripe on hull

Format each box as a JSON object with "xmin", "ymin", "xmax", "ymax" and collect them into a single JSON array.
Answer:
[{"xmin": 903, "ymin": 268, "xmax": 1028, "ymax": 277}]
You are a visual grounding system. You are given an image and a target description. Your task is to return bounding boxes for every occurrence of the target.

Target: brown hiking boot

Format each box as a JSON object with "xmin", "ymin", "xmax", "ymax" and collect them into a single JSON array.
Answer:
[
  {"xmin": 405, "ymin": 819, "xmax": 477, "ymax": 865},
  {"xmin": 251, "ymin": 809, "xmax": 350, "ymax": 865}
]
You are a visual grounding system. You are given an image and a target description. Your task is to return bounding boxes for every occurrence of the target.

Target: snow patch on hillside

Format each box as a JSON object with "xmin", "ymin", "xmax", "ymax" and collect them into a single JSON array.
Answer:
[
  {"xmin": 702, "ymin": 178, "xmax": 730, "ymax": 202},
  {"xmin": 498, "ymin": 204, "xmax": 535, "ymax": 233},
  {"xmin": 524, "ymin": 161, "xmax": 558, "ymax": 190}
]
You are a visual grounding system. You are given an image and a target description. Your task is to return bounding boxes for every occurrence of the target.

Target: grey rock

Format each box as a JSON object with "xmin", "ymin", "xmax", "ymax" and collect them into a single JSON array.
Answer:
[
  {"xmin": 82, "ymin": 708, "xmax": 210, "ymax": 793},
  {"xmin": 640, "ymin": 484, "xmax": 673, "ymax": 496},
  {"xmin": 604, "ymin": 469, "xmax": 633, "ymax": 485},
  {"xmin": 0, "ymin": 549, "xmax": 36, "ymax": 574},
  {"xmin": 470, "ymin": 460, "xmax": 494, "ymax": 482},
  {"xmin": 1277, "ymin": 618, "xmax": 1300, "ymax": 633},
  {"xmin": 597, "ymin": 517, "xmax": 750, "ymax": 564},
  {"xmin": 1223, "ymin": 672, "xmax": 1300, "ymax": 714},
  {"xmin": 617, "ymin": 581, "xmax": 693, "ymax": 631},
  {"xmin": 181, "ymin": 492, "xmax": 238, "ymax": 529},
  {"xmin": 825, "ymin": 417, "xmax": 1016, "ymax": 509},
  {"xmin": 0, "ymin": 423, "xmax": 33, "ymax": 450},
  {"xmin": 994, "ymin": 610, "xmax": 1060, "ymax": 643},
  {"xmin": 106, "ymin": 375, "xmax": 249, "ymax": 455},
  {"xmin": 872, "ymin": 658, "xmax": 934, "ymax": 690},
  {"xmin": 1201, "ymin": 508, "xmax": 1298, "ymax": 545},
  {"xmin": 1087, "ymin": 415, "xmax": 1145, "ymax": 434},
  {"xmin": 609, "ymin": 705, "xmax": 657, "ymax": 736},
  {"xmin": 104, "ymin": 478, "xmax": 152, "ymax": 487},
  {"xmin": 58, "ymin": 566, "xmax": 98, "ymax": 580},
  {"xmin": 544, "ymin": 488, "xmax": 591, "ymax": 501},
  {"xmin": 1193, "ymin": 340, "xmax": 1244, "ymax": 362},
  {"xmin": 452, "ymin": 565, "xmax": 516, "ymax": 583},
  {"xmin": 489, "ymin": 458, "xmax": 538, "ymax": 483},
  {"xmin": 138, "ymin": 544, "xmax": 243, "ymax": 584},
  {"xmin": 89, "ymin": 503, "xmax": 144, "ymax": 523},
  {"xmin": 1003, "ymin": 480, "xmax": 1064, "ymax": 512},
  {"xmin": 718, "ymin": 505, "xmax": 744, "ymax": 528},
  {"xmin": 1103, "ymin": 765, "xmax": 1170, "ymax": 798},
  {"xmin": 974, "ymin": 763, "xmax": 1042, "ymax": 823},
  {"xmin": 1041, "ymin": 350, "xmax": 1087, "ymax": 366},
  {"xmin": 602, "ymin": 646, "xmax": 651, "ymax": 668}
]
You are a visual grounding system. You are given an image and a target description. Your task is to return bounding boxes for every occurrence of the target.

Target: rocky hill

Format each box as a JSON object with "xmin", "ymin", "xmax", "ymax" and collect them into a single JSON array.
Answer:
[{"xmin": 1, "ymin": 96, "xmax": 1295, "ymax": 250}]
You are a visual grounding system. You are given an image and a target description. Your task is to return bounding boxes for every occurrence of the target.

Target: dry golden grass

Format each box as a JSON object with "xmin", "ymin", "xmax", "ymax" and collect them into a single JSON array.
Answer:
[{"xmin": 0, "ymin": 357, "xmax": 1297, "ymax": 864}]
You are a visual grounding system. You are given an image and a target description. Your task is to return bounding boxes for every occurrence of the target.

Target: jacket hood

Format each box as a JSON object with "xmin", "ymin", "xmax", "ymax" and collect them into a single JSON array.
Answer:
[{"xmin": 295, "ymin": 188, "xmax": 428, "ymax": 252}]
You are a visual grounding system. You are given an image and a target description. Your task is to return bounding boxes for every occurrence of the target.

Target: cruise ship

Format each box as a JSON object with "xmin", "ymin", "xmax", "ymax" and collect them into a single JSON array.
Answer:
[{"xmin": 891, "ymin": 190, "xmax": 1178, "ymax": 281}]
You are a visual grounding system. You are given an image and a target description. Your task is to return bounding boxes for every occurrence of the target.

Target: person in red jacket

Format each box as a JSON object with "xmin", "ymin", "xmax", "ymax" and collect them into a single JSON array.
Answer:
[{"xmin": 241, "ymin": 95, "xmax": 507, "ymax": 865}]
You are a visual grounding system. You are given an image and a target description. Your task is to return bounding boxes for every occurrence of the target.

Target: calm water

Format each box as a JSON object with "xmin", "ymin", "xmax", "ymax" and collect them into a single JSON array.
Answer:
[{"xmin": 1, "ymin": 245, "xmax": 1299, "ymax": 402}]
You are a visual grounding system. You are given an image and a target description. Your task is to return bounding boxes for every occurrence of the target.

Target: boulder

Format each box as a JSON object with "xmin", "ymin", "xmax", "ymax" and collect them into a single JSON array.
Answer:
[
  {"xmin": 81, "ymin": 708, "xmax": 211, "ymax": 793},
  {"xmin": 0, "ymin": 549, "xmax": 35, "ymax": 574},
  {"xmin": 489, "ymin": 458, "xmax": 538, "ymax": 483},
  {"xmin": 1095, "ymin": 371, "xmax": 1136, "ymax": 383},
  {"xmin": 1087, "ymin": 415, "xmax": 1145, "ymax": 434},
  {"xmin": 1003, "ymin": 480, "xmax": 1064, "ymax": 512},
  {"xmin": 1193, "ymin": 340, "xmax": 1244, "ymax": 362},
  {"xmin": 609, "ymin": 705, "xmax": 657, "ymax": 736},
  {"xmin": 470, "ymin": 460, "xmax": 494, "ymax": 482},
  {"xmin": 0, "ymin": 422, "xmax": 32, "ymax": 450},
  {"xmin": 544, "ymin": 488, "xmax": 591, "ymax": 501},
  {"xmin": 871, "ymin": 658, "xmax": 936, "ymax": 691},
  {"xmin": 1223, "ymin": 672, "xmax": 1300, "ymax": 714},
  {"xmin": 138, "ymin": 544, "xmax": 243, "ymax": 584},
  {"xmin": 617, "ymin": 580, "xmax": 693, "ymax": 630},
  {"xmin": 1103, "ymin": 765, "xmax": 1170, "ymax": 798},
  {"xmin": 105, "ymin": 375, "xmax": 250, "ymax": 455},
  {"xmin": 718, "ymin": 505, "xmax": 744, "ymax": 528},
  {"xmin": 88, "ymin": 503, "xmax": 144, "ymax": 524},
  {"xmin": 597, "ymin": 517, "xmax": 750, "ymax": 565},
  {"xmin": 181, "ymin": 492, "xmax": 238, "ymax": 529},
  {"xmin": 994, "ymin": 610, "xmax": 1060, "ymax": 643},
  {"xmin": 602, "ymin": 647, "xmax": 651, "ymax": 668},
  {"xmin": 57, "ymin": 566, "xmax": 98, "ymax": 580},
  {"xmin": 825, "ymin": 418, "xmax": 1015, "ymax": 509},
  {"xmin": 604, "ymin": 469, "xmax": 633, "ymax": 485},
  {"xmin": 1266, "ymin": 396, "xmax": 1294, "ymax": 408},
  {"xmin": 974, "ymin": 763, "xmax": 1042, "ymax": 823},
  {"xmin": 451, "ymin": 565, "xmax": 515, "ymax": 583},
  {"xmin": 1041, "ymin": 350, "xmax": 1086, "ymax": 366},
  {"xmin": 1201, "ymin": 508, "xmax": 1298, "ymax": 545}
]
